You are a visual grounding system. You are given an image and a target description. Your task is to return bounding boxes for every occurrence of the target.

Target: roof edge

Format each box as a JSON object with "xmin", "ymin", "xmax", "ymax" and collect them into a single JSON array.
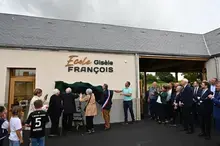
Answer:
[
  {"xmin": 0, "ymin": 44, "xmax": 210, "ymax": 58},
  {"xmin": 204, "ymin": 26, "xmax": 220, "ymax": 34},
  {"xmin": 210, "ymin": 53, "xmax": 220, "ymax": 58}
]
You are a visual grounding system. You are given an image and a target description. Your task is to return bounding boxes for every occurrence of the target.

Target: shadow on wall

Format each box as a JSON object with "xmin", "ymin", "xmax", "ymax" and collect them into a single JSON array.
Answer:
[{"xmin": 75, "ymin": 98, "xmax": 138, "ymax": 124}]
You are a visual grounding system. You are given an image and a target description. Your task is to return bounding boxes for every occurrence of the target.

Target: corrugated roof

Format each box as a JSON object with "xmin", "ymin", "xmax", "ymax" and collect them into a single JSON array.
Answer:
[
  {"xmin": 204, "ymin": 28, "xmax": 220, "ymax": 56},
  {"xmin": 0, "ymin": 13, "xmax": 210, "ymax": 57}
]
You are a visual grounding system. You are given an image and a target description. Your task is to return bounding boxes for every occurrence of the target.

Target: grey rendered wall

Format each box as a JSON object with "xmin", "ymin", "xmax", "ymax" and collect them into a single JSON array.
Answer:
[{"xmin": 206, "ymin": 57, "xmax": 220, "ymax": 80}]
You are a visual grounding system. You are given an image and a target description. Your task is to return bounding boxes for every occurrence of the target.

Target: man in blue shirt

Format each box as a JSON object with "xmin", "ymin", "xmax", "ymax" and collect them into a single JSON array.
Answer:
[{"xmin": 115, "ymin": 81, "xmax": 135, "ymax": 124}]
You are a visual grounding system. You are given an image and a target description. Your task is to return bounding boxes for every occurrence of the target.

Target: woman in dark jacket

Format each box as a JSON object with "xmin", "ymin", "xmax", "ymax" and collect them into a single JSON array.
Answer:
[
  {"xmin": 47, "ymin": 89, "xmax": 62, "ymax": 136},
  {"xmin": 62, "ymin": 87, "xmax": 78, "ymax": 132}
]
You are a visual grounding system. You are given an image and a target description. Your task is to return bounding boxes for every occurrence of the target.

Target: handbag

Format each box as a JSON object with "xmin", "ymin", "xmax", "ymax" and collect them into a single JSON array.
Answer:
[{"xmin": 84, "ymin": 95, "xmax": 92, "ymax": 112}]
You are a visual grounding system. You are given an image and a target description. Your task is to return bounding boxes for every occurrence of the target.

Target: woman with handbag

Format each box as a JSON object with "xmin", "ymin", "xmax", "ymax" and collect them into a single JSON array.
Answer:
[{"xmin": 79, "ymin": 88, "xmax": 97, "ymax": 134}]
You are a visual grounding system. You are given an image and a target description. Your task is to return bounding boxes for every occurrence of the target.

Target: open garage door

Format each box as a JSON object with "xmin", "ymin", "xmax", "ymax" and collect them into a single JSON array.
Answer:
[{"xmin": 139, "ymin": 55, "xmax": 209, "ymax": 118}]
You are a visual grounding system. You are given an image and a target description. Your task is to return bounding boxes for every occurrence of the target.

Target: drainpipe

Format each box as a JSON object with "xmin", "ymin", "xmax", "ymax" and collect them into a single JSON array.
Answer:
[
  {"xmin": 214, "ymin": 57, "xmax": 219, "ymax": 79},
  {"xmin": 135, "ymin": 53, "xmax": 140, "ymax": 121}
]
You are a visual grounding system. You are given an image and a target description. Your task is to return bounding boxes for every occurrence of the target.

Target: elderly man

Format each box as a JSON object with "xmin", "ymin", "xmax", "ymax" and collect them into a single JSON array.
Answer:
[
  {"xmin": 179, "ymin": 78, "xmax": 194, "ymax": 134},
  {"xmin": 148, "ymin": 82, "xmax": 158, "ymax": 120},
  {"xmin": 62, "ymin": 87, "xmax": 78, "ymax": 133},
  {"xmin": 48, "ymin": 89, "xmax": 62, "ymax": 136}
]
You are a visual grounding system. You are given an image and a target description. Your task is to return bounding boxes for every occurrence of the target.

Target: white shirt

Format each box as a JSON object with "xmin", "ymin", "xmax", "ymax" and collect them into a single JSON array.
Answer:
[
  {"xmin": 166, "ymin": 90, "xmax": 172, "ymax": 101},
  {"xmin": 1, "ymin": 120, "xmax": 9, "ymax": 129},
  {"xmin": 0, "ymin": 120, "xmax": 9, "ymax": 140},
  {"xmin": 201, "ymin": 89, "xmax": 208, "ymax": 97},
  {"xmin": 9, "ymin": 117, "xmax": 22, "ymax": 141},
  {"xmin": 210, "ymin": 85, "xmax": 216, "ymax": 95},
  {"xmin": 28, "ymin": 96, "xmax": 45, "ymax": 117},
  {"xmin": 194, "ymin": 87, "xmax": 198, "ymax": 94}
]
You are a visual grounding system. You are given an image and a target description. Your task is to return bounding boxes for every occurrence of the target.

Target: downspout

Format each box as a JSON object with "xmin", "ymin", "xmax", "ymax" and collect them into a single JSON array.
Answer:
[
  {"xmin": 214, "ymin": 57, "xmax": 219, "ymax": 79},
  {"xmin": 202, "ymin": 34, "xmax": 219, "ymax": 79},
  {"xmin": 135, "ymin": 53, "xmax": 141, "ymax": 120}
]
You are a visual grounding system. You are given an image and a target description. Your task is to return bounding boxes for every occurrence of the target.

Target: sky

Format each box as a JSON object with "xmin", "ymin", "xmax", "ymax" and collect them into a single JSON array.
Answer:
[{"xmin": 0, "ymin": 0, "xmax": 220, "ymax": 33}]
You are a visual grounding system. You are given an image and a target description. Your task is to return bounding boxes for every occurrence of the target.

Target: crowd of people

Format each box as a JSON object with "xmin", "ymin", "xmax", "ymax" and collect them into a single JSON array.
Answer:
[
  {"xmin": 147, "ymin": 77, "xmax": 220, "ymax": 140},
  {"xmin": 1, "ymin": 78, "xmax": 220, "ymax": 146},
  {"xmin": 0, "ymin": 82, "xmax": 121, "ymax": 146}
]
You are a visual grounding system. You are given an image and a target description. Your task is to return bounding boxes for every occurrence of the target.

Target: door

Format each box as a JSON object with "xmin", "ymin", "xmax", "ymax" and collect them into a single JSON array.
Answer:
[{"xmin": 9, "ymin": 76, "xmax": 35, "ymax": 120}]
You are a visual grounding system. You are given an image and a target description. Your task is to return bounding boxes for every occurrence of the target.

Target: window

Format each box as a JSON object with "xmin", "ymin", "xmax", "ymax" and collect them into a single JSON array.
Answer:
[{"xmin": 11, "ymin": 69, "xmax": 36, "ymax": 77}]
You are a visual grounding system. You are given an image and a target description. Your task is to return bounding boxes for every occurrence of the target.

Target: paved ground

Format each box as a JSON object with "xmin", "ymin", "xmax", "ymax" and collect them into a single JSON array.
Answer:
[{"xmin": 4, "ymin": 119, "xmax": 220, "ymax": 146}]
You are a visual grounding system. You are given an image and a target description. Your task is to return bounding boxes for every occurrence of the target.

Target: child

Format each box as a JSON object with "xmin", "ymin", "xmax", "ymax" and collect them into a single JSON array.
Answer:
[
  {"xmin": 0, "ymin": 106, "xmax": 9, "ymax": 146},
  {"xmin": 26, "ymin": 100, "xmax": 49, "ymax": 146},
  {"xmin": 9, "ymin": 106, "xmax": 23, "ymax": 146}
]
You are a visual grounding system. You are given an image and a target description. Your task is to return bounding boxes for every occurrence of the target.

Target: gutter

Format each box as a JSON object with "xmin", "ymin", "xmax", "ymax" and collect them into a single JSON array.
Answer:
[
  {"xmin": 202, "ymin": 34, "xmax": 219, "ymax": 79},
  {"xmin": 0, "ymin": 44, "xmax": 210, "ymax": 58}
]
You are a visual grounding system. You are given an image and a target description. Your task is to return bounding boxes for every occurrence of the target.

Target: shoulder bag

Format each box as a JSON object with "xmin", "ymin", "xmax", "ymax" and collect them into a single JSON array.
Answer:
[{"xmin": 84, "ymin": 95, "xmax": 92, "ymax": 112}]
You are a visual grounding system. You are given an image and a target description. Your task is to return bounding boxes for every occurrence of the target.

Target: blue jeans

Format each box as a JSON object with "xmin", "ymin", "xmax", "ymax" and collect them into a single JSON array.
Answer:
[
  {"xmin": 31, "ymin": 137, "xmax": 45, "ymax": 146},
  {"xmin": 9, "ymin": 140, "xmax": 20, "ymax": 146}
]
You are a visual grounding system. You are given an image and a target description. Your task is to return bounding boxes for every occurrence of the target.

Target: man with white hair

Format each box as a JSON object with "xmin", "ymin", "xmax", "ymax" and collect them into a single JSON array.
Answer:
[
  {"xmin": 148, "ymin": 82, "xmax": 158, "ymax": 120},
  {"xmin": 180, "ymin": 78, "xmax": 194, "ymax": 134},
  {"xmin": 62, "ymin": 87, "xmax": 78, "ymax": 134},
  {"xmin": 48, "ymin": 88, "xmax": 62, "ymax": 136}
]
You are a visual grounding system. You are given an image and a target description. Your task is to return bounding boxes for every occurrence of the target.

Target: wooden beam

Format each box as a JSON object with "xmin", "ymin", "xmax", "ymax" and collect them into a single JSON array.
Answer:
[
  {"xmin": 147, "ymin": 61, "xmax": 186, "ymax": 71},
  {"xmin": 140, "ymin": 67, "xmax": 203, "ymax": 72},
  {"xmin": 144, "ymin": 71, "xmax": 147, "ymax": 94},
  {"xmin": 139, "ymin": 55, "xmax": 208, "ymax": 61}
]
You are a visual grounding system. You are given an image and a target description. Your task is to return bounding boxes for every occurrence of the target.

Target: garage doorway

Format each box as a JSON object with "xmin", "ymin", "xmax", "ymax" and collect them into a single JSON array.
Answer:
[{"xmin": 139, "ymin": 55, "xmax": 209, "ymax": 118}]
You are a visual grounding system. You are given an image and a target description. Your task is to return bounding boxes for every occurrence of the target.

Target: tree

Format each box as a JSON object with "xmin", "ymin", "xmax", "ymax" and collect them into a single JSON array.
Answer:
[
  {"xmin": 140, "ymin": 72, "xmax": 144, "ymax": 80},
  {"xmin": 182, "ymin": 72, "xmax": 202, "ymax": 82},
  {"xmin": 156, "ymin": 72, "xmax": 175, "ymax": 83},
  {"xmin": 146, "ymin": 74, "xmax": 158, "ymax": 83}
]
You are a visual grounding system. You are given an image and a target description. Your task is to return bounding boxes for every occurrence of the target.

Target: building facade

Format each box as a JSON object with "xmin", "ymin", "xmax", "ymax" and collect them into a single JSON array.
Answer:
[
  {"xmin": 0, "ymin": 48, "xmax": 140, "ymax": 123},
  {"xmin": 0, "ymin": 13, "xmax": 219, "ymax": 124}
]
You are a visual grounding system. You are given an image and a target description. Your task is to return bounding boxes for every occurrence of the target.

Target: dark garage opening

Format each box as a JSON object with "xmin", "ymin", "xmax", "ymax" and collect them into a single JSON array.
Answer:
[{"xmin": 139, "ymin": 56, "xmax": 208, "ymax": 118}]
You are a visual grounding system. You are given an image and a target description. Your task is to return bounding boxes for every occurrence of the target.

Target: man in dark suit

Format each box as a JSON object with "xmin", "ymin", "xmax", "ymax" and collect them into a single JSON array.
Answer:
[
  {"xmin": 208, "ymin": 81, "xmax": 220, "ymax": 131},
  {"xmin": 100, "ymin": 84, "xmax": 113, "ymax": 130},
  {"xmin": 192, "ymin": 81, "xmax": 202, "ymax": 125},
  {"xmin": 197, "ymin": 81, "xmax": 213, "ymax": 140},
  {"xmin": 179, "ymin": 78, "xmax": 194, "ymax": 134}
]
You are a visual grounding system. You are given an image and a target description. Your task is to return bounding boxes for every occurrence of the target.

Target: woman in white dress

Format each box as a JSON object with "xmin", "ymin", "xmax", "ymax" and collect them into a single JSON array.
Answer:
[{"xmin": 27, "ymin": 88, "xmax": 48, "ymax": 117}]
